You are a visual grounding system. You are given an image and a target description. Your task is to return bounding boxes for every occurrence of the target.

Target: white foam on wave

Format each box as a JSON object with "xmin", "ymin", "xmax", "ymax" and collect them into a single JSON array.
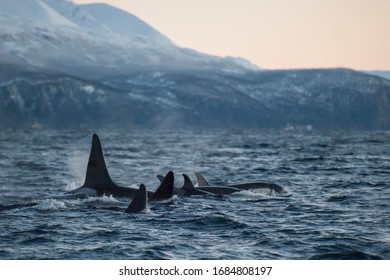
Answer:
[
  {"xmin": 251, "ymin": 188, "xmax": 273, "ymax": 195},
  {"xmin": 228, "ymin": 188, "xmax": 285, "ymax": 202},
  {"xmin": 232, "ymin": 189, "xmax": 271, "ymax": 197},
  {"xmin": 36, "ymin": 199, "xmax": 67, "ymax": 210},
  {"xmin": 64, "ymin": 195, "xmax": 123, "ymax": 208},
  {"xmin": 83, "ymin": 195, "xmax": 121, "ymax": 204}
]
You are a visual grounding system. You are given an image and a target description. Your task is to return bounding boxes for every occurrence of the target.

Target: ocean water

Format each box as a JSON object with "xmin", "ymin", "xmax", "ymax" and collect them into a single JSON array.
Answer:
[{"xmin": 0, "ymin": 129, "xmax": 389, "ymax": 260}]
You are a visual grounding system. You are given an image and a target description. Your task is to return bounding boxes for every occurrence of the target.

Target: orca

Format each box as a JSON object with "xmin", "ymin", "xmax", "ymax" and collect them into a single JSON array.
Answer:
[
  {"xmin": 72, "ymin": 134, "xmax": 153, "ymax": 198},
  {"xmin": 149, "ymin": 171, "xmax": 174, "ymax": 201},
  {"xmin": 194, "ymin": 172, "xmax": 284, "ymax": 194},
  {"xmin": 196, "ymin": 185, "xmax": 242, "ymax": 195},
  {"xmin": 157, "ymin": 174, "xmax": 217, "ymax": 197},
  {"xmin": 72, "ymin": 134, "xmax": 148, "ymax": 198},
  {"xmin": 179, "ymin": 174, "xmax": 216, "ymax": 196},
  {"xmin": 158, "ymin": 173, "xmax": 241, "ymax": 196},
  {"xmin": 194, "ymin": 172, "xmax": 211, "ymax": 186},
  {"xmin": 125, "ymin": 172, "xmax": 175, "ymax": 213},
  {"xmin": 125, "ymin": 184, "xmax": 147, "ymax": 213}
]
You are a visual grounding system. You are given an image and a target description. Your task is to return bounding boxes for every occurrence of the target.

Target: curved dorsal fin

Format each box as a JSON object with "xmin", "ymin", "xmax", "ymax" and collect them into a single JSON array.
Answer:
[
  {"xmin": 150, "ymin": 171, "xmax": 174, "ymax": 201},
  {"xmin": 194, "ymin": 172, "xmax": 210, "ymax": 186},
  {"xmin": 156, "ymin": 174, "xmax": 165, "ymax": 184},
  {"xmin": 83, "ymin": 134, "xmax": 114, "ymax": 187},
  {"xmin": 182, "ymin": 174, "xmax": 195, "ymax": 190},
  {"xmin": 125, "ymin": 184, "xmax": 147, "ymax": 213}
]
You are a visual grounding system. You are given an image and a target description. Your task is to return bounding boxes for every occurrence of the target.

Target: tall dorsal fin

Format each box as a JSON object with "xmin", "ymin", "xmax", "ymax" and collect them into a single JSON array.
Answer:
[
  {"xmin": 82, "ymin": 134, "xmax": 114, "ymax": 187},
  {"xmin": 125, "ymin": 184, "xmax": 147, "ymax": 213},
  {"xmin": 194, "ymin": 172, "xmax": 210, "ymax": 186},
  {"xmin": 182, "ymin": 174, "xmax": 195, "ymax": 190},
  {"xmin": 156, "ymin": 174, "xmax": 165, "ymax": 184},
  {"xmin": 150, "ymin": 171, "xmax": 174, "ymax": 201}
]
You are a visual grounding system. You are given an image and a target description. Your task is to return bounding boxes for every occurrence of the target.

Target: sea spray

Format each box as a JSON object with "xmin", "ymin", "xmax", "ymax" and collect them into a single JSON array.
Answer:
[{"xmin": 65, "ymin": 150, "xmax": 89, "ymax": 191}]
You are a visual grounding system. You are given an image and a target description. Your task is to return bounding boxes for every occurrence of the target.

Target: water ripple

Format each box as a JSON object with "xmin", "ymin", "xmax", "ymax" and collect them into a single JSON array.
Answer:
[{"xmin": 0, "ymin": 129, "xmax": 389, "ymax": 259}]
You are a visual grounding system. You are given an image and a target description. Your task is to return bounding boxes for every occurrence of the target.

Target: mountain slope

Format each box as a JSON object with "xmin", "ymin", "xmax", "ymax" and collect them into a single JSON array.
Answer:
[
  {"xmin": 1, "ymin": 65, "xmax": 389, "ymax": 130},
  {"xmin": 0, "ymin": 0, "xmax": 257, "ymax": 78},
  {"xmin": 80, "ymin": 3, "xmax": 172, "ymax": 44},
  {"xmin": 0, "ymin": 0, "xmax": 77, "ymax": 27},
  {"xmin": 0, "ymin": 0, "xmax": 389, "ymax": 130},
  {"xmin": 368, "ymin": 71, "xmax": 390, "ymax": 81}
]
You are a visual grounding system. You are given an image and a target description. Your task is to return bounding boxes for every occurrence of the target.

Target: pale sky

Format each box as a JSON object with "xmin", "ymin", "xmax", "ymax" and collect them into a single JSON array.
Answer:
[{"xmin": 73, "ymin": 0, "xmax": 390, "ymax": 70}]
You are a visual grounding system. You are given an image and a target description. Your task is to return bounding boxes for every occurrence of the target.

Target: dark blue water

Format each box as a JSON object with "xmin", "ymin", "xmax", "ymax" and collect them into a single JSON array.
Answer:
[{"xmin": 0, "ymin": 129, "xmax": 389, "ymax": 259}]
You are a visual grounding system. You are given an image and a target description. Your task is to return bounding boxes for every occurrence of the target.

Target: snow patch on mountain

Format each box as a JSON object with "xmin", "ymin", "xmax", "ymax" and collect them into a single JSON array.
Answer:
[
  {"xmin": 37, "ymin": 0, "xmax": 78, "ymax": 27},
  {"xmin": 0, "ymin": 0, "xmax": 258, "ymax": 76}
]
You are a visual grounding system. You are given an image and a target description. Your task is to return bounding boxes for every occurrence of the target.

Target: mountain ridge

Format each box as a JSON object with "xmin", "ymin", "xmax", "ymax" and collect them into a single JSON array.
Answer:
[
  {"xmin": 0, "ymin": 0, "xmax": 389, "ymax": 130},
  {"xmin": 0, "ymin": 0, "xmax": 258, "ymax": 77},
  {"xmin": 1, "ymin": 64, "xmax": 389, "ymax": 130}
]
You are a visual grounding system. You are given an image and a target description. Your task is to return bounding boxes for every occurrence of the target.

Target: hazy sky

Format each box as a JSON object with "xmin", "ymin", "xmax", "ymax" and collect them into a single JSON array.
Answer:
[{"xmin": 73, "ymin": 0, "xmax": 390, "ymax": 70}]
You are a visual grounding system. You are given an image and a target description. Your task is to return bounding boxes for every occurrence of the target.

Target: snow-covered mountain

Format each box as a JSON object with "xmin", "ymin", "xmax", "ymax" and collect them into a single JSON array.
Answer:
[
  {"xmin": 1, "ymin": 65, "xmax": 390, "ymax": 130},
  {"xmin": 0, "ymin": 0, "xmax": 257, "ymax": 77},
  {"xmin": 368, "ymin": 71, "xmax": 390, "ymax": 81},
  {"xmin": 0, "ymin": 0, "xmax": 79, "ymax": 28},
  {"xmin": 1, "ymin": 0, "xmax": 389, "ymax": 130}
]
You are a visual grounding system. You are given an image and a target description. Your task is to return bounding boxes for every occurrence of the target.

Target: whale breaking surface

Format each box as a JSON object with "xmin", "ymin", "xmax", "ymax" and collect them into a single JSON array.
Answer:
[{"xmin": 72, "ymin": 134, "xmax": 284, "ymax": 213}]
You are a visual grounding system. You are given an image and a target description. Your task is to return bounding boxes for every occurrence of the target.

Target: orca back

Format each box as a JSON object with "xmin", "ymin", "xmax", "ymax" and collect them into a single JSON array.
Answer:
[
  {"xmin": 83, "ymin": 134, "xmax": 114, "ymax": 187},
  {"xmin": 197, "ymin": 186, "xmax": 241, "ymax": 195},
  {"xmin": 182, "ymin": 174, "xmax": 214, "ymax": 196},
  {"xmin": 194, "ymin": 172, "xmax": 211, "ymax": 186},
  {"xmin": 228, "ymin": 182, "xmax": 284, "ymax": 193},
  {"xmin": 125, "ymin": 184, "xmax": 147, "ymax": 213},
  {"xmin": 150, "ymin": 171, "xmax": 174, "ymax": 201},
  {"xmin": 182, "ymin": 174, "xmax": 195, "ymax": 191}
]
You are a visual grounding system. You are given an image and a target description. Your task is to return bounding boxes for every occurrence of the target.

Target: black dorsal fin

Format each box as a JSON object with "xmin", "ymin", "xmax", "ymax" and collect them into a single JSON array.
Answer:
[
  {"xmin": 182, "ymin": 174, "xmax": 195, "ymax": 190},
  {"xmin": 150, "ymin": 171, "xmax": 174, "ymax": 201},
  {"xmin": 82, "ymin": 134, "xmax": 114, "ymax": 187},
  {"xmin": 156, "ymin": 174, "xmax": 165, "ymax": 184},
  {"xmin": 125, "ymin": 184, "xmax": 147, "ymax": 213},
  {"xmin": 194, "ymin": 172, "xmax": 210, "ymax": 186}
]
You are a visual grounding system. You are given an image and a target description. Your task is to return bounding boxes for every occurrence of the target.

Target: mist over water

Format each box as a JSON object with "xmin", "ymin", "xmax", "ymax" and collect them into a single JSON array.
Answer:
[{"xmin": 0, "ymin": 129, "xmax": 389, "ymax": 259}]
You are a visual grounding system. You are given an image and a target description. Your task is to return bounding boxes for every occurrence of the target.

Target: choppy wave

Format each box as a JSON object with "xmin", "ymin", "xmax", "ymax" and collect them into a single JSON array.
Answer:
[
  {"xmin": 310, "ymin": 250, "xmax": 383, "ymax": 260},
  {"xmin": 0, "ymin": 202, "xmax": 38, "ymax": 212},
  {"xmin": 35, "ymin": 199, "xmax": 67, "ymax": 210},
  {"xmin": 0, "ymin": 129, "xmax": 389, "ymax": 259}
]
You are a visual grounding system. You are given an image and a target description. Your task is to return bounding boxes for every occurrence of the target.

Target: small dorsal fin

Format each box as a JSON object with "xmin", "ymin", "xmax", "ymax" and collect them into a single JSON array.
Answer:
[
  {"xmin": 125, "ymin": 184, "xmax": 147, "ymax": 213},
  {"xmin": 150, "ymin": 171, "xmax": 174, "ymax": 201},
  {"xmin": 194, "ymin": 172, "xmax": 210, "ymax": 186},
  {"xmin": 182, "ymin": 174, "xmax": 195, "ymax": 190},
  {"xmin": 156, "ymin": 174, "xmax": 165, "ymax": 184},
  {"xmin": 83, "ymin": 134, "xmax": 114, "ymax": 187}
]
